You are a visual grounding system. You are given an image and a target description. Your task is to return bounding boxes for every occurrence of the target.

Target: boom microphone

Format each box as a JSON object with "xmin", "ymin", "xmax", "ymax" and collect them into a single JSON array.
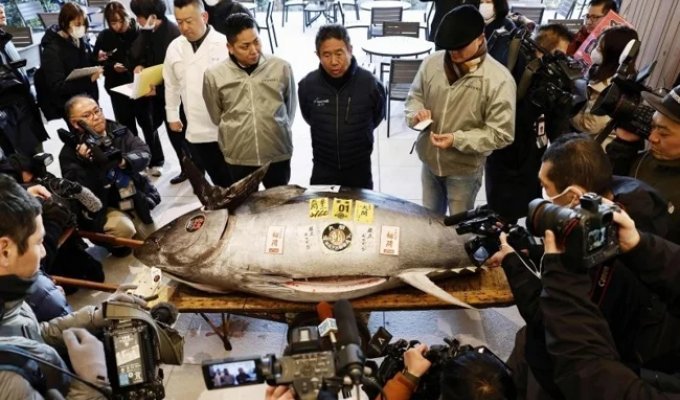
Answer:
[{"xmin": 333, "ymin": 299, "xmax": 365, "ymax": 385}]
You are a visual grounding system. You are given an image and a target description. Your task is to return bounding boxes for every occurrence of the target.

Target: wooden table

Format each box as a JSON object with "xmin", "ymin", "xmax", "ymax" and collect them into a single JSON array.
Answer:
[
  {"xmin": 156, "ymin": 268, "xmax": 513, "ymax": 349},
  {"xmin": 359, "ymin": 0, "xmax": 411, "ymax": 10}
]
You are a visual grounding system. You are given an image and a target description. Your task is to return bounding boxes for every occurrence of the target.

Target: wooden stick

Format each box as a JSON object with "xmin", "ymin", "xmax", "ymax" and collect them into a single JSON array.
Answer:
[
  {"xmin": 78, "ymin": 230, "xmax": 145, "ymax": 248},
  {"xmin": 52, "ymin": 275, "xmax": 118, "ymax": 293}
]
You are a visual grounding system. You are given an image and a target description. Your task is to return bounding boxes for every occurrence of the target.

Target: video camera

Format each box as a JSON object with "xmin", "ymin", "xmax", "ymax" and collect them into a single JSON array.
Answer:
[
  {"xmin": 591, "ymin": 39, "xmax": 659, "ymax": 140},
  {"xmin": 527, "ymin": 193, "xmax": 620, "ymax": 270},
  {"xmin": 201, "ymin": 300, "xmax": 367, "ymax": 400},
  {"xmin": 445, "ymin": 205, "xmax": 541, "ymax": 267},
  {"xmin": 58, "ymin": 120, "xmax": 122, "ymax": 168},
  {"xmin": 362, "ymin": 327, "xmax": 511, "ymax": 400},
  {"xmin": 102, "ymin": 301, "xmax": 184, "ymax": 400},
  {"xmin": 498, "ymin": 27, "xmax": 586, "ymax": 113}
]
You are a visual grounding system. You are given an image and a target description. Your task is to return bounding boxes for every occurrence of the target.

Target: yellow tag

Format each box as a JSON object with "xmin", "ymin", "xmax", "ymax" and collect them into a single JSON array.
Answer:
[
  {"xmin": 309, "ymin": 198, "xmax": 330, "ymax": 219},
  {"xmin": 354, "ymin": 200, "xmax": 374, "ymax": 224},
  {"xmin": 332, "ymin": 199, "xmax": 353, "ymax": 220}
]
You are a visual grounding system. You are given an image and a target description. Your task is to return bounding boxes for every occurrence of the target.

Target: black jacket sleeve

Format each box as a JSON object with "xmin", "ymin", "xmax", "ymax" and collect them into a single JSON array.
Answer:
[
  {"xmin": 606, "ymin": 138, "xmax": 645, "ymax": 176},
  {"xmin": 541, "ymin": 253, "xmax": 680, "ymax": 400},
  {"xmin": 40, "ymin": 40, "xmax": 96, "ymax": 102},
  {"xmin": 619, "ymin": 232, "xmax": 680, "ymax": 313},
  {"xmin": 501, "ymin": 252, "xmax": 542, "ymax": 325},
  {"xmin": 371, "ymin": 78, "xmax": 387, "ymax": 127},
  {"xmin": 116, "ymin": 128, "xmax": 151, "ymax": 173}
]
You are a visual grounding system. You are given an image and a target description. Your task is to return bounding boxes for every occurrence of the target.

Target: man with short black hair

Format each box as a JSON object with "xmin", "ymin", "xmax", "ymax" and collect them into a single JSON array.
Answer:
[
  {"xmin": 406, "ymin": 5, "xmax": 515, "ymax": 215},
  {"xmin": 298, "ymin": 24, "xmax": 385, "ymax": 189},
  {"xmin": 567, "ymin": 0, "xmax": 619, "ymax": 55},
  {"xmin": 164, "ymin": 0, "xmax": 232, "ymax": 187},
  {"xmin": 203, "ymin": 13, "xmax": 296, "ymax": 188}
]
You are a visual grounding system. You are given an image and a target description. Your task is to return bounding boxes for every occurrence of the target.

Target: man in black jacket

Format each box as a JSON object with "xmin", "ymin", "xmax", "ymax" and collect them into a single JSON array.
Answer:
[
  {"xmin": 298, "ymin": 24, "xmax": 386, "ymax": 189},
  {"xmin": 541, "ymin": 211, "xmax": 680, "ymax": 400},
  {"xmin": 59, "ymin": 95, "xmax": 160, "ymax": 256},
  {"xmin": 606, "ymin": 84, "xmax": 680, "ymax": 244}
]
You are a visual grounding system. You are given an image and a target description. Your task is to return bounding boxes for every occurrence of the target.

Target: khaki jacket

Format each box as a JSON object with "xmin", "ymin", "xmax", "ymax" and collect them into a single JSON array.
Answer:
[{"xmin": 405, "ymin": 51, "xmax": 516, "ymax": 177}]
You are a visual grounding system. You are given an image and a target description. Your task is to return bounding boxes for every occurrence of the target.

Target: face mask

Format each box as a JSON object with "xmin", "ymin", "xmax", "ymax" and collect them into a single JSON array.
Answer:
[
  {"xmin": 204, "ymin": 0, "xmax": 219, "ymax": 6},
  {"xmin": 590, "ymin": 48, "xmax": 603, "ymax": 65},
  {"xmin": 0, "ymin": 272, "xmax": 39, "ymax": 304},
  {"xmin": 479, "ymin": 3, "xmax": 496, "ymax": 24},
  {"xmin": 542, "ymin": 185, "xmax": 583, "ymax": 206},
  {"xmin": 70, "ymin": 25, "xmax": 86, "ymax": 39},
  {"xmin": 140, "ymin": 15, "xmax": 156, "ymax": 31}
]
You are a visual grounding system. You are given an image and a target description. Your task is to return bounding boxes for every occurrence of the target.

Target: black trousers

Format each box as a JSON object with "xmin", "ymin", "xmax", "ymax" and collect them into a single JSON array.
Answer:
[
  {"xmin": 164, "ymin": 106, "xmax": 192, "ymax": 173},
  {"xmin": 228, "ymin": 159, "xmax": 291, "ymax": 189},
  {"xmin": 107, "ymin": 89, "xmax": 138, "ymax": 136},
  {"xmin": 310, "ymin": 159, "xmax": 373, "ymax": 189},
  {"xmin": 133, "ymin": 97, "xmax": 165, "ymax": 167},
  {"xmin": 189, "ymin": 141, "xmax": 232, "ymax": 187}
]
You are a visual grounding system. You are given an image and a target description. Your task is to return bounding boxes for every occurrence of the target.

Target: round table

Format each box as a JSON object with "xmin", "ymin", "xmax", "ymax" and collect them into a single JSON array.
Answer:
[
  {"xmin": 361, "ymin": 36, "xmax": 433, "ymax": 58},
  {"xmin": 359, "ymin": 0, "xmax": 411, "ymax": 11}
]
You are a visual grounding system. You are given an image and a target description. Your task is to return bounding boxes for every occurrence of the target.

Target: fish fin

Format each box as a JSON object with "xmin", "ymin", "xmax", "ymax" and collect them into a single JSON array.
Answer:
[
  {"xmin": 163, "ymin": 271, "xmax": 232, "ymax": 294},
  {"xmin": 398, "ymin": 270, "xmax": 475, "ymax": 309},
  {"xmin": 181, "ymin": 156, "xmax": 270, "ymax": 211}
]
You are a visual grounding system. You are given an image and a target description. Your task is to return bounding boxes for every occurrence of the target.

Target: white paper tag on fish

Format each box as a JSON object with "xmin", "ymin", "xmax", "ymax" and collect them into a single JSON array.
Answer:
[
  {"xmin": 298, "ymin": 225, "xmax": 317, "ymax": 251},
  {"xmin": 357, "ymin": 225, "xmax": 377, "ymax": 252},
  {"xmin": 380, "ymin": 226, "xmax": 400, "ymax": 256},
  {"xmin": 266, "ymin": 226, "xmax": 285, "ymax": 255}
]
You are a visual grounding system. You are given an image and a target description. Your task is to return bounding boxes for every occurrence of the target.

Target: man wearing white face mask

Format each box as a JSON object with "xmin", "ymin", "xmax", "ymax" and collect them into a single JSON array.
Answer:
[{"xmin": 37, "ymin": 2, "xmax": 103, "ymax": 121}]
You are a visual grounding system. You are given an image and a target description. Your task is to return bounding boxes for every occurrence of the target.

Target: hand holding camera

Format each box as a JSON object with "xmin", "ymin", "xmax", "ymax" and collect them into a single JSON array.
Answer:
[
  {"xmin": 63, "ymin": 328, "xmax": 109, "ymax": 385},
  {"xmin": 403, "ymin": 343, "xmax": 432, "ymax": 380}
]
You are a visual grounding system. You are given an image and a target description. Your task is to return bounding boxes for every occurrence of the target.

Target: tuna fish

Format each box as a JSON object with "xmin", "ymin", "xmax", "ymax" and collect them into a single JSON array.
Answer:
[{"xmin": 134, "ymin": 162, "xmax": 477, "ymax": 307}]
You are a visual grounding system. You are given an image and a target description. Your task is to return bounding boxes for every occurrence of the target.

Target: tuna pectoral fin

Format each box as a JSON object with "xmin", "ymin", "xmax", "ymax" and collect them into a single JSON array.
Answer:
[
  {"xmin": 182, "ymin": 156, "xmax": 270, "ymax": 211},
  {"xmin": 164, "ymin": 271, "xmax": 232, "ymax": 294},
  {"xmin": 398, "ymin": 270, "xmax": 474, "ymax": 309}
]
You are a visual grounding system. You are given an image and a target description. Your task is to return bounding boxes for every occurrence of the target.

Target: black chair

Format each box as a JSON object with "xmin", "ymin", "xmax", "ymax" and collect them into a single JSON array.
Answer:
[
  {"xmin": 368, "ymin": 6, "xmax": 402, "ymax": 38},
  {"xmin": 555, "ymin": 0, "xmax": 577, "ymax": 18},
  {"xmin": 38, "ymin": 12, "xmax": 60, "ymax": 30},
  {"xmin": 382, "ymin": 21, "xmax": 420, "ymax": 38},
  {"xmin": 303, "ymin": 0, "xmax": 344, "ymax": 31},
  {"xmin": 421, "ymin": 1, "xmax": 434, "ymax": 40},
  {"xmin": 546, "ymin": 18, "xmax": 584, "ymax": 33},
  {"xmin": 256, "ymin": 1, "xmax": 278, "ymax": 53},
  {"xmin": 85, "ymin": 0, "xmax": 110, "ymax": 32},
  {"xmin": 340, "ymin": 0, "xmax": 359, "ymax": 20},
  {"xmin": 16, "ymin": 0, "xmax": 46, "ymax": 29},
  {"xmin": 4, "ymin": 26, "xmax": 33, "ymax": 48},
  {"xmin": 510, "ymin": 5, "xmax": 546, "ymax": 25},
  {"xmin": 282, "ymin": 0, "xmax": 307, "ymax": 27},
  {"xmin": 386, "ymin": 58, "xmax": 422, "ymax": 137}
]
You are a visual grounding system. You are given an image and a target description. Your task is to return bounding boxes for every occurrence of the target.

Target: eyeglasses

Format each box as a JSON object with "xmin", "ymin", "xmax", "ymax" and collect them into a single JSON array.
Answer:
[
  {"xmin": 583, "ymin": 14, "xmax": 605, "ymax": 21},
  {"xmin": 78, "ymin": 107, "xmax": 103, "ymax": 120}
]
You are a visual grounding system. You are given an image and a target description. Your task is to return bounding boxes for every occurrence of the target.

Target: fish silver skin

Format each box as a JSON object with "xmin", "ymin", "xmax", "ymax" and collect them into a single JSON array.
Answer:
[{"xmin": 135, "ymin": 185, "xmax": 477, "ymax": 307}]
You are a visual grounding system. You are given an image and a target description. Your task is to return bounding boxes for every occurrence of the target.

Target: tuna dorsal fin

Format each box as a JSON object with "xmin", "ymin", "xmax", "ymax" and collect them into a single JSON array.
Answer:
[
  {"xmin": 181, "ymin": 156, "xmax": 270, "ymax": 211},
  {"xmin": 398, "ymin": 270, "xmax": 474, "ymax": 309}
]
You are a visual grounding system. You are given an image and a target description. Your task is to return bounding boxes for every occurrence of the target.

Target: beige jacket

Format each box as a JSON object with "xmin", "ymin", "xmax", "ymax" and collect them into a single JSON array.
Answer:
[
  {"xmin": 405, "ymin": 51, "xmax": 516, "ymax": 177},
  {"xmin": 571, "ymin": 78, "xmax": 612, "ymax": 135}
]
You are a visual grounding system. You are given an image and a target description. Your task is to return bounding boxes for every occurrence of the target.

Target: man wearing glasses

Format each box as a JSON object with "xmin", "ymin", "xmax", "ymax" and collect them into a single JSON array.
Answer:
[
  {"xmin": 59, "ymin": 95, "xmax": 160, "ymax": 257},
  {"xmin": 567, "ymin": 0, "xmax": 618, "ymax": 55}
]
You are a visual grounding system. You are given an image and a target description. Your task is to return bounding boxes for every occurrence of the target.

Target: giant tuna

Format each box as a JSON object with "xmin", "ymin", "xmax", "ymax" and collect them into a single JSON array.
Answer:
[{"xmin": 134, "ymin": 162, "xmax": 477, "ymax": 307}]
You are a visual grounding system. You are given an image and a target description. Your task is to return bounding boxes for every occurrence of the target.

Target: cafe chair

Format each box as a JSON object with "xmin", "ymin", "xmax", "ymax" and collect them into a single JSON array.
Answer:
[
  {"xmin": 37, "ymin": 12, "xmax": 59, "ymax": 30},
  {"xmin": 386, "ymin": 58, "xmax": 423, "ymax": 137},
  {"xmin": 383, "ymin": 21, "xmax": 420, "ymax": 38},
  {"xmin": 368, "ymin": 7, "xmax": 402, "ymax": 38},
  {"xmin": 256, "ymin": 1, "xmax": 278, "ymax": 53},
  {"xmin": 282, "ymin": 0, "xmax": 307, "ymax": 27}
]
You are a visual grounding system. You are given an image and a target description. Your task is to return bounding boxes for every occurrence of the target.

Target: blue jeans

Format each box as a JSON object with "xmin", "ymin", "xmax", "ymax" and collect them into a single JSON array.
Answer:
[{"xmin": 421, "ymin": 165, "xmax": 483, "ymax": 215}]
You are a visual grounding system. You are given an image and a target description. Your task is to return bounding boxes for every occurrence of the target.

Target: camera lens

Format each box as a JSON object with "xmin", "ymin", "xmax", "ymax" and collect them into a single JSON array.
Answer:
[{"xmin": 527, "ymin": 199, "xmax": 577, "ymax": 237}]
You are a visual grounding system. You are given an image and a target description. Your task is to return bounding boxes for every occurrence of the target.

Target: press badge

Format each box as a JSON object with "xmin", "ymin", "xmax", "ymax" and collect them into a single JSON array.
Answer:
[
  {"xmin": 535, "ymin": 114, "xmax": 547, "ymax": 148},
  {"xmin": 119, "ymin": 198, "xmax": 134, "ymax": 211},
  {"xmin": 119, "ymin": 181, "xmax": 137, "ymax": 199}
]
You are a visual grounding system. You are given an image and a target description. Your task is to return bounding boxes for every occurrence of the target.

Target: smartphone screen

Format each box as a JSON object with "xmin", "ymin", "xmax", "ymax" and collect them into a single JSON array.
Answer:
[{"xmin": 202, "ymin": 358, "xmax": 265, "ymax": 390}]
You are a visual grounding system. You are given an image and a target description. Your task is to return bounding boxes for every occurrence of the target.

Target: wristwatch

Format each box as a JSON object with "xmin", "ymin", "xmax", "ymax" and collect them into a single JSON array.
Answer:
[{"xmin": 401, "ymin": 368, "xmax": 420, "ymax": 386}]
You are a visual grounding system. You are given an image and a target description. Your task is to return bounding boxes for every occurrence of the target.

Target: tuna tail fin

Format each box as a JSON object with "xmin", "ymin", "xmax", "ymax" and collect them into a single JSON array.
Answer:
[
  {"xmin": 181, "ymin": 156, "xmax": 270, "ymax": 211},
  {"xmin": 398, "ymin": 270, "xmax": 474, "ymax": 309}
]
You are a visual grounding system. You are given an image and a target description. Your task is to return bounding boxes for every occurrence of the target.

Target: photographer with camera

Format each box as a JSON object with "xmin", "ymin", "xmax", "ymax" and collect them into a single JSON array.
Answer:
[
  {"xmin": 606, "ymin": 84, "xmax": 680, "ymax": 244},
  {"xmin": 59, "ymin": 95, "xmax": 160, "ymax": 257},
  {"xmin": 540, "ymin": 209, "xmax": 680, "ymax": 399}
]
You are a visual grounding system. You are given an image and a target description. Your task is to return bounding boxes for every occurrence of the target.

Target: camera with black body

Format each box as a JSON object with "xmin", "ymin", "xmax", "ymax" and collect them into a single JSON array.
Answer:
[
  {"xmin": 445, "ymin": 205, "xmax": 542, "ymax": 267},
  {"xmin": 101, "ymin": 301, "xmax": 184, "ymax": 400},
  {"xmin": 591, "ymin": 39, "xmax": 658, "ymax": 139},
  {"xmin": 527, "ymin": 193, "xmax": 620, "ymax": 270},
  {"xmin": 201, "ymin": 300, "xmax": 367, "ymax": 400},
  {"xmin": 57, "ymin": 121, "xmax": 122, "ymax": 168}
]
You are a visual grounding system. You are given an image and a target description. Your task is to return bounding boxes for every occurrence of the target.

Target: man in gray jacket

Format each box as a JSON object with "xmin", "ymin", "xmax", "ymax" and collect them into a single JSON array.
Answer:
[
  {"xmin": 405, "ymin": 5, "xmax": 515, "ymax": 215},
  {"xmin": 202, "ymin": 13, "xmax": 296, "ymax": 188}
]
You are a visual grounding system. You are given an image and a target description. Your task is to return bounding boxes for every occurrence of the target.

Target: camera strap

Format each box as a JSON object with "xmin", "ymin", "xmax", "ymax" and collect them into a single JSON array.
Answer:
[{"xmin": 517, "ymin": 58, "xmax": 542, "ymax": 102}]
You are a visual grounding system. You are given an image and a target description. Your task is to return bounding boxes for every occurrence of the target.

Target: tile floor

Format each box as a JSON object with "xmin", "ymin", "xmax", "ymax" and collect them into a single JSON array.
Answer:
[{"xmin": 36, "ymin": 6, "xmax": 555, "ymax": 398}]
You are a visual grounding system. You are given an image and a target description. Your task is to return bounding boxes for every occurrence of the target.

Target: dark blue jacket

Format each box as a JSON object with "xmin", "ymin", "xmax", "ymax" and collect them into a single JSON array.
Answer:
[{"xmin": 298, "ymin": 58, "xmax": 386, "ymax": 170}]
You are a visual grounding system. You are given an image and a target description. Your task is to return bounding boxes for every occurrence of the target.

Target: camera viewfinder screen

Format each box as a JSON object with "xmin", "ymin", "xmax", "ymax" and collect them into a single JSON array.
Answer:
[
  {"xmin": 114, "ymin": 332, "xmax": 145, "ymax": 387},
  {"xmin": 209, "ymin": 360, "xmax": 260, "ymax": 389},
  {"xmin": 472, "ymin": 246, "xmax": 490, "ymax": 265},
  {"xmin": 587, "ymin": 227, "xmax": 607, "ymax": 252}
]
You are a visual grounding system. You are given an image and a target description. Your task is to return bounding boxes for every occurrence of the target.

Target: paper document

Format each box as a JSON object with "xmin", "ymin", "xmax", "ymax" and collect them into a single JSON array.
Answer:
[
  {"xmin": 110, "ymin": 64, "xmax": 164, "ymax": 99},
  {"xmin": 65, "ymin": 66, "xmax": 102, "ymax": 81}
]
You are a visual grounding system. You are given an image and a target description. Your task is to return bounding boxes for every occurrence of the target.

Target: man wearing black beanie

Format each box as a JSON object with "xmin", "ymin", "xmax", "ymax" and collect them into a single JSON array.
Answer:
[{"xmin": 405, "ymin": 4, "xmax": 516, "ymax": 216}]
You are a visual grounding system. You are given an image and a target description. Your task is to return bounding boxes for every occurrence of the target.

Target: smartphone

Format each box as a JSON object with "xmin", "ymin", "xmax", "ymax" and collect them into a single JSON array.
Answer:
[
  {"xmin": 413, "ymin": 118, "xmax": 433, "ymax": 133},
  {"xmin": 202, "ymin": 356, "xmax": 266, "ymax": 390}
]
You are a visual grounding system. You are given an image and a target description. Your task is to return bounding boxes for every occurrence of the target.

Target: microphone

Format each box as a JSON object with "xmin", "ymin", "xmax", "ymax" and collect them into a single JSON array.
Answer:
[
  {"xmin": 45, "ymin": 177, "xmax": 103, "ymax": 213},
  {"xmin": 317, "ymin": 301, "xmax": 338, "ymax": 348},
  {"xmin": 443, "ymin": 204, "xmax": 490, "ymax": 226},
  {"xmin": 333, "ymin": 299, "xmax": 365, "ymax": 386}
]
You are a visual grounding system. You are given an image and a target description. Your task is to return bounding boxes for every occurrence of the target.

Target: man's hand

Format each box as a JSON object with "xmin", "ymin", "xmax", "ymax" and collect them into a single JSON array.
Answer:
[
  {"xmin": 143, "ymin": 85, "xmax": 157, "ymax": 97},
  {"xmin": 430, "ymin": 132, "xmax": 454, "ymax": 149},
  {"xmin": 113, "ymin": 63, "xmax": 127, "ymax": 73},
  {"xmin": 97, "ymin": 50, "xmax": 109, "ymax": 62},
  {"xmin": 612, "ymin": 209, "xmax": 640, "ymax": 253},
  {"xmin": 76, "ymin": 144, "xmax": 92, "ymax": 161},
  {"xmin": 543, "ymin": 230, "xmax": 562, "ymax": 254},
  {"xmin": 133, "ymin": 65, "xmax": 144, "ymax": 74},
  {"xmin": 94, "ymin": 284, "xmax": 148, "ymax": 327},
  {"xmin": 63, "ymin": 328, "xmax": 109, "ymax": 384},
  {"xmin": 118, "ymin": 158, "xmax": 127, "ymax": 169},
  {"xmin": 264, "ymin": 385, "xmax": 295, "ymax": 400},
  {"xmin": 168, "ymin": 121, "xmax": 183, "ymax": 133},
  {"xmin": 90, "ymin": 67, "xmax": 104, "ymax": 82},
  {"xmin": 412, "ymin": 109, "xmax": 432, "ymax": 125},
  {"xmin": 485, "ymin": 232, "xmax": 515, "ymax": 268},
  {"xmin": 404, "ymin": 343, "xmax": 431, "ymax": 378},
  {"xmin": 26, "ymin": 184, "xmax": 51, "ymax": 200}
]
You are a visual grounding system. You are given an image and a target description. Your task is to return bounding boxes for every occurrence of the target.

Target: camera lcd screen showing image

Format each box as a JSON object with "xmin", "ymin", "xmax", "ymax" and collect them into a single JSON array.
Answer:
[
  {"xmin": 113, "ymin": 331, "xmax": 146, "ymax": 387},
  {"xmin": 587, "ymin": 227, "xmax": 607, "ymax": 252},
  {"xmin": 203, "ymin": 358, "xmax": 264, "ymax": 390},
  {"xmin": 471, "ymin": 246, "xmax": 490, "ymax": 265}
]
